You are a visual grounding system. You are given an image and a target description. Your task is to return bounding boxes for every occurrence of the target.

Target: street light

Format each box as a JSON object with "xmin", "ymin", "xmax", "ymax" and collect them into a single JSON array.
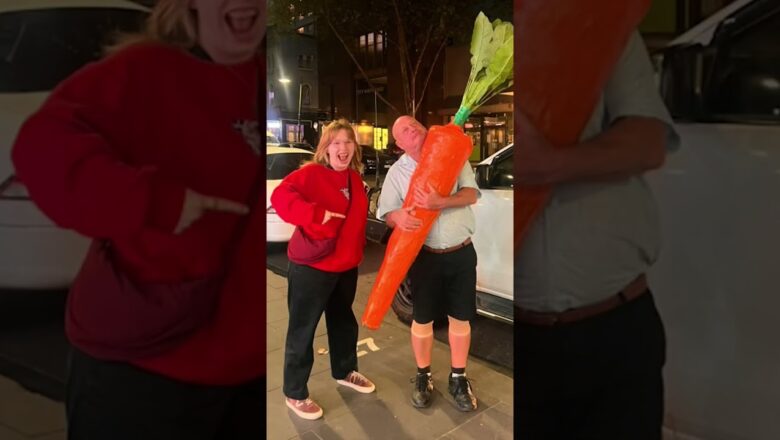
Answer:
[
  {"xmin": 278, "ymin": 77, "xmax": 301, "ymax": 141},
  {"xmin": 296, "ymin": 82, "xmax": 303, "ymax": 143}
]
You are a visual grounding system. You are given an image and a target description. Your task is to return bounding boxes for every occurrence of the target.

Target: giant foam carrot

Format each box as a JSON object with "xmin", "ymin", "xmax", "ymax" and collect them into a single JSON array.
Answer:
[
  {"xmin": 514, "ymin": 0, "xmax": 651, "ymax": 249},
  {"xmin": 362, "ymin": 13, "xmax": 513, "ymax": 329}
]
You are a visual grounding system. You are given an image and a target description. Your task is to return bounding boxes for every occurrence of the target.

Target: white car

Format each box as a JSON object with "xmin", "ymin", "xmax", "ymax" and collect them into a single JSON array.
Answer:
[
  {"xmin": 266, "ymin": 145, "xmax": 314, "ymax": 242},
  {"xmin": 471, "ymin": 144, "xmax": 514, "ymax": 323},
  {"xmin": 649, "ymin": 1, "xmax": 780, "ymax": 439},
  {"xmin": 378, "ymin": 145, "xmax": 514, "ymax": 324},
  {"xmin": 0, "ymin": 0, "xmax": 148, "ymax": 289}
]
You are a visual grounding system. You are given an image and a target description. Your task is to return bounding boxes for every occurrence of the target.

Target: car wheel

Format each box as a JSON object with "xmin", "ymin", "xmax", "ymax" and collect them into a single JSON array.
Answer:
[{"xmin": 391, "ymin": 277, "xmax": 414, "ymax": 325}]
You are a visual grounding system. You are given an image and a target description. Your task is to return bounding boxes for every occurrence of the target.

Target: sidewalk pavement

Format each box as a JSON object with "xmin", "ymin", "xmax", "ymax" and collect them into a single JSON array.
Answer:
[
  {"xmin": 0, "ymin": 375, "xmax": 65, "ymax": 440},
  {"xmin": 266, "ymin": 269, "xmax": 514, "ymax": 440}
]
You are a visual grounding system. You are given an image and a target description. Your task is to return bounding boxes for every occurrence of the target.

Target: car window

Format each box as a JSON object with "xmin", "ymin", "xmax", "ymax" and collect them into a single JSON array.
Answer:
[
  {"xmin": 489, "ymin": 151, "xmax": 513, "ymax": 189},
  {"xmin": 705, "ymin": 9, "xmax": 780, "ymax": 121},
  {"xmin": 0, "ymin": 8, "xmax": 147, "ymax": 93},
  {"xmin": 705, "ymin": 10, "xmax": 780, "ymax": 121},
  {"xmin": 267, "ymin": 133, "xmax": 280, "ymax": 144},
  {"xmin": 266, "ymin": 153, "xmax": 311, "ymax": 180}
]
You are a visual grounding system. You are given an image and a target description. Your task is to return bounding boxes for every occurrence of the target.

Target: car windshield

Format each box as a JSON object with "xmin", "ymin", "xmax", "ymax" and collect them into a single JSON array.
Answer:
[
  {"xmin": 266, "ymin": 152, "xmax": 311, "ymax": 180},
  {"xmin": 0, "ymin": 8, "xmax": 147, "ymax": 93}
]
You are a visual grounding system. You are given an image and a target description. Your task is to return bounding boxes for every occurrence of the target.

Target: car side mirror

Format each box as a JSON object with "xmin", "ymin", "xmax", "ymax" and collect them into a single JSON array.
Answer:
[
  {"xmin": 660, "ymin": 46, "xmax": 713, "ymax": 120},
  {"xmin": 492, "ymin": 172, "xmax": 514, "ymax": 188},
  {"xmin": 474, "ymin": 164, "xmax": 491, "ymax": 188},
  {"xmin": 707, "ymin": 63, "xmax": 780, "ymax": 120}
]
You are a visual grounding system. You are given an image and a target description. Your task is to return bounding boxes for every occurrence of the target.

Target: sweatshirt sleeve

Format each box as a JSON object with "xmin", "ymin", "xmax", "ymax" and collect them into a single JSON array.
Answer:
[
  {"xmin": 11, "ymin": 46, "xmax": 186, "ymax": 239},
  {"xmin": 270, "ymin": 166, "xmax": 326, "ymax": 226}
]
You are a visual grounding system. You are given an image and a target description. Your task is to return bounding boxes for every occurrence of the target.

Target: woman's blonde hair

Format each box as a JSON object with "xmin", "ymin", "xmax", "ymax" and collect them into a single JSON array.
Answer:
[
  {"xmin": 311, "ymin": 119, "xmax": 363, "ymax": 173},
  {"xmin": 107, "ymin": 0, "xmax": 198, "ymax": 53}
]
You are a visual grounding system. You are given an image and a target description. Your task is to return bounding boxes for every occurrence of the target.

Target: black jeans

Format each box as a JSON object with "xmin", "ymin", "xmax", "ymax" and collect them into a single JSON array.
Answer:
[
  {"xmin": 283, "ymin": 263, "xmax": 359, "ymax": 400},
  {"xmin": 66, "ymin": 348, "xmax": 264, "ymax": 440},
  {"xmin": 516, "ymin": 292, "xmax": 666, "ymax": 440}
]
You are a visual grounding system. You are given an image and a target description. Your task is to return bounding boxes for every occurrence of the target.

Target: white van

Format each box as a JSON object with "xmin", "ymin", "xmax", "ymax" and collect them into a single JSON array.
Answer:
[
  {"xmin": 369, "ymin": 144, "xmax": 514, "ymax": 325},
  {"xmin": 647, "ymin": 1, "xmax": 780, "ymax": 438}
]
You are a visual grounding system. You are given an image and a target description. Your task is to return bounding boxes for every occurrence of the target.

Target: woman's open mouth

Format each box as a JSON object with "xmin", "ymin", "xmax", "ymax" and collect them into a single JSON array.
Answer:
[{"xmin": 225, "ymin": 7, "xmax": 259, "ymax": 35}]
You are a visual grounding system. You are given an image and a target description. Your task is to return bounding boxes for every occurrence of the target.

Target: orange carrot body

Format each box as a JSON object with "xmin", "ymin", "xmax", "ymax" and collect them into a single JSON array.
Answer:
[
  {"xmin": 514, "ymin": 0, "xmax": 651, "ymax": 248},
  {"xmin": 362, "ymin": 124, "xmax": 472, "ymax": 329}
]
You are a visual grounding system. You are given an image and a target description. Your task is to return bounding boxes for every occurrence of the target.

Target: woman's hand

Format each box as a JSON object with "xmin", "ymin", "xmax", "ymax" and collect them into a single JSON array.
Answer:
[
  {"xmin": 323, "ymin": 210, "xmax": 346, "ymax": 224},
  {"xmin": 174, "ymin": 189, "xmax": 249, "ymax": 234}
]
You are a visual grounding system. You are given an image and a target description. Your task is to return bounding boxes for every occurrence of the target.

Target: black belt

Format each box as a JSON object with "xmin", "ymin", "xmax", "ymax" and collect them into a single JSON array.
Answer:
[
  {"xmin": 516, "ymin": 274, "xmax": 649, "ymax": 326},
  {"xmin": 422, "ymin": 238, "xmax": 472, "ymax": 254}
]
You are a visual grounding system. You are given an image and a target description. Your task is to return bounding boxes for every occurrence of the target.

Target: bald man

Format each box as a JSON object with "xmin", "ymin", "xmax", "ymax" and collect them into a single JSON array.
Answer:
[{"xmin": 377, "ymin": 115, "xmax": 480, "ymax": 412}]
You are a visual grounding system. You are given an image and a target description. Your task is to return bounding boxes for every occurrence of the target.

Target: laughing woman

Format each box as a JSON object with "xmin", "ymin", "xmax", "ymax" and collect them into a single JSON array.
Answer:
[{"xmin": 271, "ymin": 119, "xmax": 375, "ymax": 420}]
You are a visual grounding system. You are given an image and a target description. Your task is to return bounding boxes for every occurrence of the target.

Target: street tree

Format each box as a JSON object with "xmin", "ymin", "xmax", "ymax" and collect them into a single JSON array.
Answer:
[{"xmin": 269, "ymin": 0, "xmax": 510, "ymax": 118}]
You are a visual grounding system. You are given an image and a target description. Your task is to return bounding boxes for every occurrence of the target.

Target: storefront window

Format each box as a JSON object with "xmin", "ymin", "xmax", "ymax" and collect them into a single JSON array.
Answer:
[
  {"xmin": 455, "ymin": 113, "xmax": 513, "ymax": 162},
  {"xmin": 285, "ymin": 123, "xmax": 303, "ymax": 142}
]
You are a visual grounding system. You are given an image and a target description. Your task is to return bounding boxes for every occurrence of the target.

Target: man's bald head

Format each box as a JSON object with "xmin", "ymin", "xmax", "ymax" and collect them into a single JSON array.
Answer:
[{"xmin": 392, "ymin": 115, "xmax": 427, "ymax": 160}]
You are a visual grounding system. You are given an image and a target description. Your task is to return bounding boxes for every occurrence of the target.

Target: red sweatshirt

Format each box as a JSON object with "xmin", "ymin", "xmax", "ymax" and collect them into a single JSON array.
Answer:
[
  {"xmin": 12, "ymin": 43, "xmax": 265, "ymax": 385},
  {"xmin": 271, "ymin": 164, "xmax": 367, "ymax": 272}
]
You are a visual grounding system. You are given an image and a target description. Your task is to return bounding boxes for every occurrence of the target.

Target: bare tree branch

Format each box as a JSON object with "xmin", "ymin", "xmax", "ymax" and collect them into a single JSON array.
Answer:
[
  {"xmin": 270, "ymin": 0, "xmax": 477, "ymax": 122},
  {"xmin": 391, "ymin": 0, "xmax": 412, "ymax": 115},
  {"xmin": 415, "ymin": 37, "xmax": 447, "ymax": 111},
  {"xmin": 322, "ymin": 12, "xmax": 400, "ymax": 115},
  {"xmin": 413, "ymin": 23, "xmax": 433, "ymax": 81}
]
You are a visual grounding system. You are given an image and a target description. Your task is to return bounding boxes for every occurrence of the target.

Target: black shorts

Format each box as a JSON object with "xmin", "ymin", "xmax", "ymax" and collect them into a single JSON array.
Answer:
[{"xmin": 407, "ymin": 243, "xmax": 477, "ymax": 324}]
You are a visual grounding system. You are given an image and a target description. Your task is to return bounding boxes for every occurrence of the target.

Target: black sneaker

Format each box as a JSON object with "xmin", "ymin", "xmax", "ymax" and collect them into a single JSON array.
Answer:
[
  {"xmin": 411, "ymin": 372, "xmax": 434, "ymax": 408},
  {"xmin": 448, "ymin": 375, "xmax": 477, "ymax": 412}
]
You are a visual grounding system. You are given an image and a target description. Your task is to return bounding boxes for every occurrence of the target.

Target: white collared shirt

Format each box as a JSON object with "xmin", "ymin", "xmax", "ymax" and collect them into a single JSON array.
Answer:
[
  {"xmin": 377, "ymin": 154, "xmax": 480, "ymax": 249},
  {"xmin": 515, "ymin": 31, "xmax": 682, "ymax": 312}
]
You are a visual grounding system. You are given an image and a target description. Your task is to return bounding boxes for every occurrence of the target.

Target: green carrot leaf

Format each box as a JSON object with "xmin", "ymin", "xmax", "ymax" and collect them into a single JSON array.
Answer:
[{"xmin": 456, "ymin": 12, "xmax": 514, "ymax": 126}]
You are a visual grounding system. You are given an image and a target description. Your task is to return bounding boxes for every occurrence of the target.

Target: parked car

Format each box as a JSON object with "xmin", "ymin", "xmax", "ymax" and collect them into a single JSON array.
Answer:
[
  {"xmin": 266, "ymin": 146, "xmax": 314, "ymax": 242},
  {"xmin": 0, "ymin": 0, "xmax": 149, "ymax": 289},
  {"xmin": 385, "ymin": 142, "xmax": 404, "ymax": 157},
  {"xmin": 648, "ymin": 1, "xmax": 780, "ymax": 439},
  {"xmin": 266, "ymin": 131, "xmax": 281, "ymax": 146},
  {"xmin": 360, "ymin": 144, "xmax": 397, "ymax": 175},
  {"xmin": 266, "ymin": 145, "xmax": 370, "ymax": 242},
  {"xmin": 278, "ymin": 141, "xmax": 315, "ymax": 152},
  {"xmin": 369, "ymin": 144, "xmax": 514, "ymax": 325}
]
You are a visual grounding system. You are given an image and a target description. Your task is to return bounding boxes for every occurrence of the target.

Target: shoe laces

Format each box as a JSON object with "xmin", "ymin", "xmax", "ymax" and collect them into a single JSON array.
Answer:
[
  {"xmin": 411, "ymin": 373, "xmax": 432, "ymax": 392},
  {"xmin": 295, "ymin": 398, "xmax": 314, "ymax": 408},
  {"xmin": 346, "ymin": 371, "xmax": 369, "ymax": 385},
  {"xmin": 451, "ymin": 375, "xmax": 474, "ymax": 395}
]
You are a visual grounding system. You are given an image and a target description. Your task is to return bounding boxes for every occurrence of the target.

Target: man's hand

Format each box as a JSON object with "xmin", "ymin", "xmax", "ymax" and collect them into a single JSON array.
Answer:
[
  {"xmin": 515, "ymin": 112, "xmax": 668, "ymax": 185},
  {"xmin": 387, "ymin": 207, "xmax": 423, "ymax": 232},
  {"xmin": 515, "ymin": 111, "xmax": 563, "ymax": 186},
  {"xmin": 175, "ymin": 189, "xmax": 249, "ymax": 234},
  {"xmin": 413, "ymin": 183, "xmax": 446, "ymax": 210},
  {"xmin": 323, "ymin": 210, "xmax": 346, "ymax": 224}
]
